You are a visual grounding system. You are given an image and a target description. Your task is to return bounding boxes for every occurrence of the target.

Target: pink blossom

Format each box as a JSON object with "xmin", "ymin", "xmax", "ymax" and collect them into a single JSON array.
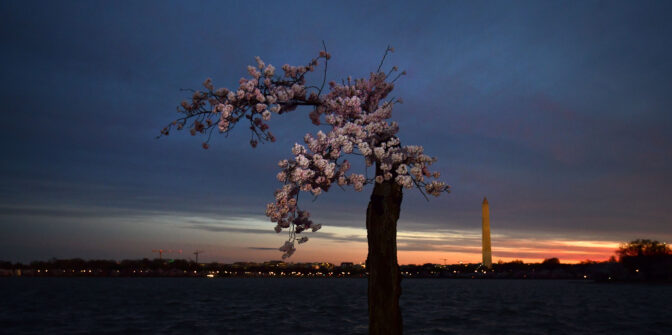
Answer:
[
  {"xmin": 358, "ymin": 142, "xmax": 372, "ymax": 156},
  {"xmin": 255, "ymin": 56, "xmax": 265, "ymax": 69},
  {"xmin": 202, "ymin": 78, "xmax": 214, "ymax": 91},
  {"xmin": 296, "ymin": 155, "xmax": 310, "ymax": 168},
  {"xmin": 215, "ymin": 87, "xmax": 227, "ymax": 96},
  {"xmin": 264, "ymin": 64, "xmax": 275, "ymax": 77},
  {"xmin": 291, "ymin": 143, "xmax": 305, "ymax": 155},
  {"xmin": 247, "ymin": 65, "xmax": 261, "ymax": 79},
  {"xmin": 395, "ymin": 175, "xmax": 414, "ymax": 189},
  {"xmin": 279, "ymin": 241, "xmax": 295, "ymax": 259}
]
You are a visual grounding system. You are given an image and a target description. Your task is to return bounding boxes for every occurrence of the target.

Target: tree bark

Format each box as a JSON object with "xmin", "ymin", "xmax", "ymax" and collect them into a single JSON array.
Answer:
[{"xmin": 366, "ymin": 172, "xmax": 403, "ymax": 335}]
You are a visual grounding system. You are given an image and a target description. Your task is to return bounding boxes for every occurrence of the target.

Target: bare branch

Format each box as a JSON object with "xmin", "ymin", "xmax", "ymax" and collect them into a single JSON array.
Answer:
[
  {"xmin": 318, "ymin": 40, "xmax": 329, "ymax": 95},
  {"xmin": 377, "ymin": 45, "xmax": 393, "ymax": 73}
]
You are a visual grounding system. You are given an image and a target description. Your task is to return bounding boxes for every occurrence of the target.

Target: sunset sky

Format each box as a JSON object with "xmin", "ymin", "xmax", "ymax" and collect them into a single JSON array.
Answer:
[{"xmin": 1, "ymin": 1, "xmax": 671, "ymax": 265}]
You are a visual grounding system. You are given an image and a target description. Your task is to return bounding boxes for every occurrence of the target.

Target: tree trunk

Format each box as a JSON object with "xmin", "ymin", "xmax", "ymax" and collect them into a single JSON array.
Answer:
[{"xmin": 366, "ymin": 172, "xmax": 403, "ymax": 335}]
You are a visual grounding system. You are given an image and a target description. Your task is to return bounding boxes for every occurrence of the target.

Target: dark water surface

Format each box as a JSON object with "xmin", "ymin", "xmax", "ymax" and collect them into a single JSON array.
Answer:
[{"xmin": 1, "ymin": 278, "xmax": 670, "ymax": 334}]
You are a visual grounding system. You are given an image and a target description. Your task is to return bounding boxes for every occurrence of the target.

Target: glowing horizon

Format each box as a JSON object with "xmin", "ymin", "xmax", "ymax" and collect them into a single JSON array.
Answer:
[{"xmin": 0, "ymin": 204, "xmax": 636, "ymax": 265}]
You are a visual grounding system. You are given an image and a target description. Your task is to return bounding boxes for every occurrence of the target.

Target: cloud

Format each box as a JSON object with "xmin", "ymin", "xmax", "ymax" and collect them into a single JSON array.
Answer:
[
  {"xmin": 182, "ymin": 224, "xmax": 273, "ymax": 235},
  {"xmin": 181, "ymin": 221, "xmax": 369, "ymax": 244},
  {"xmin": 2, "ymin": 1, "xmax": 672, "ymax": 263}
]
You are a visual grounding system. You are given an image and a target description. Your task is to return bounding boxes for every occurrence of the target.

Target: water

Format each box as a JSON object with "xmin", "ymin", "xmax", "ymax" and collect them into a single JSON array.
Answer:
[{"xmin": 1, "ymin": 278, "xmax": 670, "ymax": 334}]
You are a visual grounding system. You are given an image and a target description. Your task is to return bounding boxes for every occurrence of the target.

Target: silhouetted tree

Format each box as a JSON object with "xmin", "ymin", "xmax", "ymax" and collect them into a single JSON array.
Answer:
[
  {"xmin": 617, "ymin": 239, "xmax": 671, "ymax": 259},
  {"xmin": 617, "ymin": 239, "xmax": 672, "ymax": 281},
  {"xmin": 160, "ymin": 46, "xmax": 450, "ymax": 334},
  {"xmin": 542, "ymin": 257, "xmax": 560, "ymax": 265}
]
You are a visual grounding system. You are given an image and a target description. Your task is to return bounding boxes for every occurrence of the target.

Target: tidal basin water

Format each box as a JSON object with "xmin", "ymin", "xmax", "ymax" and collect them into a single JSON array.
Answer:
[{"xmin": 1, "ymin": 278, "xmax": 670, "ymax": 334}]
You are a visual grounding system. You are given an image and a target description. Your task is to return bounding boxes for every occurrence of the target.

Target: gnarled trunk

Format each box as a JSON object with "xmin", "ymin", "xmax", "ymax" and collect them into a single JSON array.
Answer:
[{"xmin": 366, "ymin": 173, "xmax": 403, "ymax": 335}]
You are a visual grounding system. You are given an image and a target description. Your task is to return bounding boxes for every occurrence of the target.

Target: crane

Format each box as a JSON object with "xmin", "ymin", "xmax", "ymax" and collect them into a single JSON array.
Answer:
[
  {"xmin": 152, "ymin": 249, "xmax": 169, "ymax": 260},
  {"xmin": 441, "ymin": 258, "xmax": 449, "ymax": 266},
  {"xmin": 193, "ymin": 250, "xmax": 204, "ymax": 264}
]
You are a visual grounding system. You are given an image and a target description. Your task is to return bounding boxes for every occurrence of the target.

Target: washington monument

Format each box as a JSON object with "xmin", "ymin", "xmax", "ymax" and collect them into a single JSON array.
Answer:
[{"xmin": 482, "ymin": 197, "xmax": 492, "ymax": 269}]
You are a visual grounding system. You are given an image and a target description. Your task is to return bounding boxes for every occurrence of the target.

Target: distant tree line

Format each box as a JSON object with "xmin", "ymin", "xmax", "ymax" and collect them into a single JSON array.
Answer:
[{"xmin": 2, "ymin": 239, "xmax": 669, "ymax": 281}]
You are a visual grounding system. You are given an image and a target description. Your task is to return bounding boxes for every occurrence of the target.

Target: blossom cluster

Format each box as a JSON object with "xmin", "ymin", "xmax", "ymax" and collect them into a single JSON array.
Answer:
[
  {"xmin": 160, "ymin": 55, "xmax": 324, "ymax": 149},
  {"xmin": 164, "ymin": 48, "xmax": 449, "ymax": 259},
  {"xmin": 265, "ymin": 66, "xmax": 449, "ymax": 257}
]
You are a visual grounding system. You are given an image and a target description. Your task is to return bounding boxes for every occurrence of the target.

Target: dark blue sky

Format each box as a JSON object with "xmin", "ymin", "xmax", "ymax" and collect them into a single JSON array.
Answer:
[{"xmin": 1, "ymin": 0, "xmax": 671, "ymax": 263}]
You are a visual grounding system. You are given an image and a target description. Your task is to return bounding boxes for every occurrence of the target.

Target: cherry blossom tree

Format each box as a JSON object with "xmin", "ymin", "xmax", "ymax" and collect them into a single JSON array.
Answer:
[{"xmin": 160, "ymin": 46, "xmax": 449, "ymax": 334}]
